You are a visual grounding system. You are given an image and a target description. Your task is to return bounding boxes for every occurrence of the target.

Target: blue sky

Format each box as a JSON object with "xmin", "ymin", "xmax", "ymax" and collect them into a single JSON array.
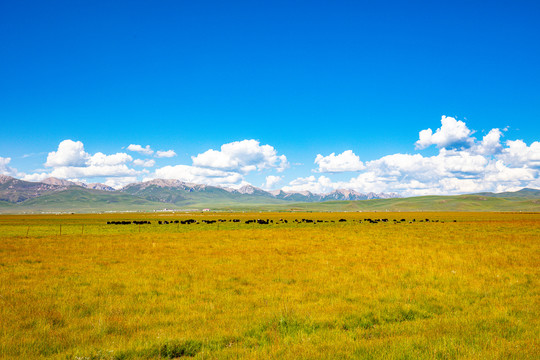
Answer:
[{"xmin": 1, "ymin": 1, "xmax": 539, "ymax": 195}]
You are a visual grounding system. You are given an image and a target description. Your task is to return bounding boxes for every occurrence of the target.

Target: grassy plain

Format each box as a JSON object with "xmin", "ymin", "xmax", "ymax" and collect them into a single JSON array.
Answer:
[
  {"xmin": 1, "ymin": 188, "xmax": 540, "ymax": 214},
  {"xmin": 0, "ymin": 212, "xmax": 539, "ymax": 359}
]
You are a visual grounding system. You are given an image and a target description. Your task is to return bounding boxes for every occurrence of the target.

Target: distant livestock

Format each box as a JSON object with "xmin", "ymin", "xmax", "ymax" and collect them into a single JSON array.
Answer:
[{"xmin": 107, "ymin": 217, "xmax": 453, "ymax": 226}]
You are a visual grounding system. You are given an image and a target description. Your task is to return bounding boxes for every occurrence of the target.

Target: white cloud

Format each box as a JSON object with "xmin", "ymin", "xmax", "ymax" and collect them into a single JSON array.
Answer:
[
  {"xmin": 47, "ymin": 165, "xmax": 139, "ymax": 179},
  {"xmin": 127, "ymin": 144, "xmax": 154, "ymax": 155},
  {"xmin": 34, "ymin": 140, "xmax": 141, "ymax": 181},
  {"xmin": 282, "ymin": 175, "xmax": 335, "ymax": 194},
  {"xmin": 192, "ymin": 139, "xmax": 289, "ymax": 173},
  {"xmin": 45, "ymin": 140, "xmax": 89, "ymax": 167},
  {"xmin": 437, "ymin": 149, "xmax": 489, "ymax": 176},
  {"xmin": 314, "ymin": 150, "xmax": 365, "ymax": 173},
  {"xmin": 21, "ymin": 172, "xmax": 50, "ymax": 182},
  {"xmin": 0, "ymin": 157, "xmax": 16, "ymax": 176},
  {"xmin": 86, "ymin": 152, "xmax": 132, "ymax": 166},
  {"xmin": 133, "ymin": 159, "xmax": 156, "ymax": 167},
  {"xmin": 104, "ymin": 177, "xmax": 138, "ymax": 190},
  {"xmin": 415, "ymin": 116, "xmax": 474, "ymax": 150},
  {"xmin": 284, "ymin": 126, "xmax": 539, "ymax": 196},
  {"xmin": 484, "ymin": 160, "xmax": 535, "ymax": 183},
  {"xmin": 151, "ymin": 165, "xmax": 243, "ymax": 187},
  {"xmin": 282, "ymin": 172, "xmax": 396, "ymax": 195},
  {"xmin": 472, "ymin": 128, "xmax": 503, "ymax": 156},
  {"xmin": 6, "ymin": 117, "xmax": 540, "ymax": 196},
  {"xmin": 361, "ymin": 150, "xmax": 491, "ymax": 193},
  {"xmin": 436, "ymin": 177, "xmax": 486, "ymax": 195},
  {"xmin": 368, "ymin": 153, "xmax": 428, "ymax": 178},
  {"xmin": 498, "ymin": 140, "xmax": 540, "ymax": 168},
  {"xmin": 155, "ymin": 150, "xmax": 177, "ymax": 158},
  {"xmin": 263, "ymin": 175, "xmax": 282, "ymax": 190}
]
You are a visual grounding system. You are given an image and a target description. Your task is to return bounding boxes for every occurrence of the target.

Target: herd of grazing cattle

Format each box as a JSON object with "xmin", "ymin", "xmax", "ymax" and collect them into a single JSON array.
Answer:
[
  {"xmin": 107, "ymin": 220, "xmax": 151, "ymax": 225},
  {"xmin": 107, "ymin": 218, "xmax": 456, "ymax": 226}
]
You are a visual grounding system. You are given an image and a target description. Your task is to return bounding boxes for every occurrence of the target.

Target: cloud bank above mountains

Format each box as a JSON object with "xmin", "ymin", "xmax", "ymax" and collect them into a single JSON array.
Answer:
[{"xmin": 1, "ymin": 116, "xmax": 539, "ymax": 196}]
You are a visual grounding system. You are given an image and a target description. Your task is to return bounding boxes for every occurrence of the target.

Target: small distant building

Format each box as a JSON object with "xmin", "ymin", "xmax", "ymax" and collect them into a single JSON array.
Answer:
[{"xmin": 202, "ymin": 208, "xmax": 210, "ymax": 212}]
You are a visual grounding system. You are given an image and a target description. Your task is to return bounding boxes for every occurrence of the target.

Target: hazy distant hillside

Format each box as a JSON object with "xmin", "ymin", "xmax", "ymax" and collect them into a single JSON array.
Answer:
[
  {"xmin": 474, "ymin": 188, "xmax": 540, "ymax": 199},
  {"xmin": 15, "ymin": 187, "xmax": 169, "ymax": 212},
  {"xmin": 257, "ymin": 194, "xmax": 540, "ymax": 212}
]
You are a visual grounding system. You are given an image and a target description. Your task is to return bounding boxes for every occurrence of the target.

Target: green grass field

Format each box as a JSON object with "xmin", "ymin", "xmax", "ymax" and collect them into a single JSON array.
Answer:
[{"xmin": 1, "ymin": 212, "xmax": 539, "ymax": 359}]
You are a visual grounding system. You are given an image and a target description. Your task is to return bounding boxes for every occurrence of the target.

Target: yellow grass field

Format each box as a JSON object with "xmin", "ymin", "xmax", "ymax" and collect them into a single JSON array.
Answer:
[{"xmin": 0, "ymin": 212, "xmax": 539, "ymax": 359}]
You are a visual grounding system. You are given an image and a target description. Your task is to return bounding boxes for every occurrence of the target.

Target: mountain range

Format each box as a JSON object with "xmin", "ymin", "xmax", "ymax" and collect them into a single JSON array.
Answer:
[
  {"xmin": 0, "ymin": 175, "xmax": 398, "ymax": 210},
  {"xmin": 1, "ymin": 174, "xmax": 539, "ymax": 213}
]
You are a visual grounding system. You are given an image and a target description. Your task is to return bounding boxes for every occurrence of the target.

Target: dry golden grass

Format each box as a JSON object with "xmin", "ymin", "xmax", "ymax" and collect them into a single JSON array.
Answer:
[{"xmin": 0, "ymin": 212, "xmax": 539, "ymax": 359}]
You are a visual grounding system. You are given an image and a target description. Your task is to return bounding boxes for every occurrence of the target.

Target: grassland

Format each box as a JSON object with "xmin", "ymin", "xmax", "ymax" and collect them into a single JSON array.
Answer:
[
  {"xmin": 1, "ymin": 188, "xmax": 539, "ymax": 214},
  {"xmin": 0, "ymin": 212, "xmax": 539, "ymax": 359},
  {"xmin": 218, "ymin": 195, "xmax": 540, "ymax": 212}
]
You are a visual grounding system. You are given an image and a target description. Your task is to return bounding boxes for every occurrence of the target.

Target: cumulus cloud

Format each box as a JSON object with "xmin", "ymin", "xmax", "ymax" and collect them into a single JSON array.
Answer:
[
  {"xmin": 285, "ymin": 142, "xmax": 538, "ymax": 196},
  {"xmin": 192, "ymin": 139, "xmax": 288, "ymax": 173},
  {"xmin": 363, "ymin": 150, "xmax": 492, "ymax": 194},
  {"xmin": 87, "ymin": 152, "xmax": 132, "ymax": 166},
  {"xmin": 498, "ymin": 140, "xmax": 540, "ymax": 168},
  {"xmin": 368, "ymin": 150, "xmax": 488, "ymax": 181},
  {"xmin": 147, "ymin": 139, "xmax": 288, "ymax": 187},
  {"xmin": 45, "ymin": 141, "xmax": 134, "ymax": 169},
  {"xmin": 314, "ymin": 150, "xmax": 365, "ymax": 173},
  {"xmin": 30, "ymin": 140, "xmax": 141, "ymax": 181},
  {"xmin": 21, "ymin": 172, "xmax": 50, "ymax": 182},
  {"xmin": 127, "ymin": 144, "xmax": 154, "ymax": 155},
  {"xmin": 104, "ymin": 176, "xmax": 138, "ymax": 189},
  {"xmin": 484, "ymin": 160, "xmax": 535, "ymax": 183},
  {"xmin": 45, "ymin": 140, "xmax": 89, "ymax": 167},
  {"xmin": 472, "ymin": 128, "xmax": 503, "ymax": 156},
  {"xmin": 151, "ymin": 165, "xmax": 243, "ymax": 187},
  {"xmin": 6, "ymin": 117, "xmax": 540, "ymax": 196},
  {"xmin": 263, "ymin": 175, "xmax": 282, "ymax": 190},
  {"xmin": 47, "ymin": 165, "xmax": 139, "ymax": 179},
  {"xmin": 282, "ymin": 173, "xmax": 396, "ymax": 195},
  {"xmin": 282, "ymin": 175, "xmax": 335, "ymax": 194},
  {"xmin": 415, "ymin": 116, "xmax": 474, "ymax": 150},
  {"xmin": 155, "ymin": 150, "xmax": 177, "ymax": 158},
  {"xmin": 133, "ymin": 159, "xmax": 156, "ymax": 167},
  {"xmin": 0, "ymin": 157, "xmax": 16, "ymax": 176},
  {"xmin": 283, "ymin": 117, "xmax": 538, "ymax": 196}
]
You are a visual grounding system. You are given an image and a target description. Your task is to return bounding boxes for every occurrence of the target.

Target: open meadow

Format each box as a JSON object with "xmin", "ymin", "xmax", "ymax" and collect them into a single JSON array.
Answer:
[{"xmin": 0, "ymin": 212, "xmax": 539, "ymax": 359}]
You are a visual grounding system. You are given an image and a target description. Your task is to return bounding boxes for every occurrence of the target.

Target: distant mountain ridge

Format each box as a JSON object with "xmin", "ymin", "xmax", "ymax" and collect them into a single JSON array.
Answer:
[
  {"xmin": 42, "ymin": 177, "xmax": 116, "ymax": 191},
  {"xmin": 0, "ymin": 175, "xmax": 539, "ymax": 213},
  {"xmin": 119, "ymin": 179, "xmax": 400, "ymax": 204},
  {"xmin": 0, "ymin": 175, "xmax": 400, "ymax": 206},
  {"xmin": 0, "ymin": 175, "xmax": 72, "ymax": 203},
  {"xmin": 473, "ymin": 188, "xmax": 540, "ymax": 199}
]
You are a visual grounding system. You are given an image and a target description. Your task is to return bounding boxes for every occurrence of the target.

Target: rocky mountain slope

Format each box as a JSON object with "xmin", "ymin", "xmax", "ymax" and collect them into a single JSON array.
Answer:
[{"xmin": 0, "ymin": 175, "xmax": 71, "ymax": 203}]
